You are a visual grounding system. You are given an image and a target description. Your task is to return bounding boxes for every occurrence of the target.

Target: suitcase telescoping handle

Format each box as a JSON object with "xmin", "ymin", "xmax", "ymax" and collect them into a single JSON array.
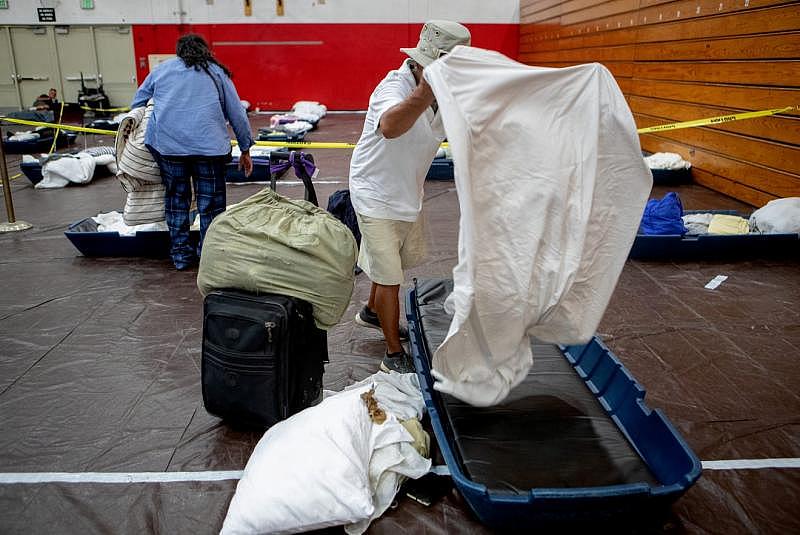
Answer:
[{"xmin": 269, "ymin": 150, "xmax": 319, "ymax": 207}]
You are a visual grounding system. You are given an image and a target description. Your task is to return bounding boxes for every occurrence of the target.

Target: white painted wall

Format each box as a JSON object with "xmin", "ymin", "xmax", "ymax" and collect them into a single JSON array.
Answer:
[{"xmin": 0, "ymin": 0, "xmax": 519, "ymax": 25}]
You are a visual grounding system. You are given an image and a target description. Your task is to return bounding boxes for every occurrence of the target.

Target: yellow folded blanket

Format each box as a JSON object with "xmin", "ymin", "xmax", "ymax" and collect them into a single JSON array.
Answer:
[{"xmin": 707, "ymin": 214, "xmax": 750, "ymax": 235}]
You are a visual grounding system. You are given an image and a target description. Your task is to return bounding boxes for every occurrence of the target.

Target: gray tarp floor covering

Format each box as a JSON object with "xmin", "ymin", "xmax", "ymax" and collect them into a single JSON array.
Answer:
[{"xmin": 0, "ymin": 114, "xmax": 798, "ymax": 534}]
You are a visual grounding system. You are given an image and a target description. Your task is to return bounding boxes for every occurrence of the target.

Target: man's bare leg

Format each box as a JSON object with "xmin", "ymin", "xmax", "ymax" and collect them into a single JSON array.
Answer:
[
  {"xmin": 373, "ymin": 282, "xmax": 402, "ymax": 354},
  {"xmin": 367, "ymin": 282, "xmax": 377, "ymax": 311}
]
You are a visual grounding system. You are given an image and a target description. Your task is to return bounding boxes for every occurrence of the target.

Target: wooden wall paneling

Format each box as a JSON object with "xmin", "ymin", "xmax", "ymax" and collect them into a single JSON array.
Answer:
[
  {"xmin": 518, "ymin": 0, "xmax": 800, "ymax": 206},
  {"xmin": 632, "ymin": 61, "xmax": 800, "ymax": 87},
  {"xmin": 561, "ymin": 0, "xmax": 608, "ymax": 19},
  {"xmin": 519, "ymin": 36, "xmax": 560, "ymax": 51},
  {"xmin": 520, "ymin": 43, "xmax": 635, "ymax": 62},
  {"xmin": 521, "ymin": 0, "xmax": 563, "ymax": 19},
  {"xmin": 522, "ymin": 4, "xmax": 564, "ymax": 23},
  {"xmin": 636, "ymin": 0, "xmax": 794, "ymax": 29},
  {"xmin": 519, "ymin": 11, "xmax": 800, "ymax": 66},
  {"xmin": 617, "ymin": 77, "xmax": 634, "ymax": 92},
  {"xmin": 561, "ymin": 13, "xmax": 640, "ymax": 36},
  {"xmin": 691, "ymin": 168, "xmax": 780, "ymax": 206},
  {"xmin": 635, "ymin": 4, "xmax": 800, "ymax": 42},
  {"xmin": 634, "ymin": 33, "xmax": 800, "ymax": 62},
  {"xmin": 528, "ymin": 27, "xmax": 638, "ymax": 52},
  {"xmin": 636, "ymin": 114, "xmax": 800, "ymax": 176},
  {"xmin": 638, "ymin": 0, "xmax": 685, "ymax": 8},
  {"xmin": 540, "ymin": 0, "xmax": 798, "ymax": 36},
  {"xmin": 519, "ymin": 32, "xmax": 555, "ymax": 47},
  {"xmin": 561, "ymin": 0, "xmax": 639, "ymax": 25},
  {"xmin": 519, "ymin": 23, "xmax": 561, "ymax": 39},
  {"xmin": 629, "ymin": 96, "xmax": 800, "ymax": 145},
  {"xmin": 520, "ymin": 0, "xmax": 562, "ymax": 13},
  {"xmin": 551, "ymin": 1, "xmax": 800, "ymax": 39},
  {"xmin": 521, "ymin": 1, "xmax": 800, "ymax": 42},
  {"xmin": 526, "ymin": 16, "xmax": 563, "ymax": 31},
  {"xmin": 561, "ymin": 0, "xmax": 607, "ymax": 14},
  {"xmin": 628, "ymin": 80, "xmax": 800, "ymax": 117}
]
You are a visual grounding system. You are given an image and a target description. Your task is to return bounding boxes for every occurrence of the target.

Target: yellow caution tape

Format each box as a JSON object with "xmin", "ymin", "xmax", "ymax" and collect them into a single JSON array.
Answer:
[
  {"xmin": 48, "ymin": 101, "xmax": 67, "ymax": 154},
  {"xmin": 0, "ymin": 116, "xmax": 116, "ymax": 135},
  {"xmin": 248, "ymin": 140, "xmax": 357, "ymax": 149},
  {"xmin": 637, "ymin": 106, "xmax": 797, "ymax": 134},
  {"xmin": 80, "ymin": 105, "xmax": 131, "ymax": 113},
  {"xmin": 4, "ymin": 107, "xmax": 796, "ymax": 148}
]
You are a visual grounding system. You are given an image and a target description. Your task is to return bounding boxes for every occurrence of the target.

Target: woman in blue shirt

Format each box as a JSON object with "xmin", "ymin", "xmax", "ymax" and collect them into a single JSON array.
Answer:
[{"xmin": 132, "ymin": 34, "xmax": 254, "ymax": 270}]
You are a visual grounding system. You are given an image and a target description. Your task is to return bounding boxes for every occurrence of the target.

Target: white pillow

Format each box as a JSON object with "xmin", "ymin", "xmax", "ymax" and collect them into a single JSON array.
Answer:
[
  {"xmin": 220, "ymin": 387, "xmax": 376, "ymax": 535},
  {"xmin": 750, "ymin": 197, "xmax": 800, "ymax": 234}
]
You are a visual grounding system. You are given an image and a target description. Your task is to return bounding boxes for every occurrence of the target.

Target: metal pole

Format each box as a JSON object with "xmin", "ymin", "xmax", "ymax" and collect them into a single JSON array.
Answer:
[{"xmin": 0, "ymin": 125, "xmax": 33, "ymax": 233}]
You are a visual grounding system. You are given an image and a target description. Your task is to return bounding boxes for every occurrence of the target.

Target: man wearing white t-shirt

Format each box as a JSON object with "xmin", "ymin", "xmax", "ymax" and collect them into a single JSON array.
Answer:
[{"xmin": 350, "ymin": 20, "xmax": 471, "ymax": 373}]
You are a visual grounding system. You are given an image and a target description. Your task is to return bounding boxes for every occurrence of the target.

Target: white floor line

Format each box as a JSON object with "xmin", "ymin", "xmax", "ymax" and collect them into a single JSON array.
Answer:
[
  {"xmin": 1, "ymin": 459, "xmax": 799, "ymax": 484},
  {"xmin": 0, "ymin": 470, "xmax": 243, "ymax": 484},
  {"xmin": 701, "ymin": 458, "xmax": 800, "ymax": 470}
]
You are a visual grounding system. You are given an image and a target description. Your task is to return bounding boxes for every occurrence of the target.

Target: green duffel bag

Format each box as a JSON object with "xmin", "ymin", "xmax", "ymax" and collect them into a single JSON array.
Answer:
[{"xmin": 197, "ymin": 187, "xmax": 358, "ymax": 330}]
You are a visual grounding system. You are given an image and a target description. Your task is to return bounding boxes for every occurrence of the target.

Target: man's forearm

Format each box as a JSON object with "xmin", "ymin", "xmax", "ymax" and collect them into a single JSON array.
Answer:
[{"xmin": 379, "ymin": 83, "xmax": 435, "ymax": 139}]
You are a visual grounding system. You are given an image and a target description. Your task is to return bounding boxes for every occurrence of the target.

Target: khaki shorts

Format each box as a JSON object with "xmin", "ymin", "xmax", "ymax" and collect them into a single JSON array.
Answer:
[{"xmin": 356, "ymin": 212, "xmax": 427, "ymax": 286}]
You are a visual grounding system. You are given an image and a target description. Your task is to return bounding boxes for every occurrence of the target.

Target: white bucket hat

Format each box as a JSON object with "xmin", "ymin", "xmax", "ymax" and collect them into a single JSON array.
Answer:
[{"xmin": 400, "ymin": 20, "xmax": 471, "ymax": 67}]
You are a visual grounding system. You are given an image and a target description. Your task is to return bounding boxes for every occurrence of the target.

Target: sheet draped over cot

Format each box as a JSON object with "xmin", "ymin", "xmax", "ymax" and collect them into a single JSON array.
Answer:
[{"xmin": 424, "ymin": 46, "xmax": 651, "ymax": 407}]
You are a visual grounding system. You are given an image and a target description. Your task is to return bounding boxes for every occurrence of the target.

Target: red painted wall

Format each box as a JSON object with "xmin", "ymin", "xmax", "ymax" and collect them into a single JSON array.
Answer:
[{"xmin": 132, "ymin": 23, "xmax": 519, "ymax": 110}]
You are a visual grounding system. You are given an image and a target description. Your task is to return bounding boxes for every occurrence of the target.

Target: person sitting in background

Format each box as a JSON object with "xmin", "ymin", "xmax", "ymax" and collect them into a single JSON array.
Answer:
[
  {"xmin": 47, "ymin": 88, "xmax": 59, "ymax": 110},
  {"xmin": 33, "ymin": 88, "xmax": 59, "ymax": 111},
  {"xmin": 131, "ymin": 34, "xmax": 254, "ymax": 270}
]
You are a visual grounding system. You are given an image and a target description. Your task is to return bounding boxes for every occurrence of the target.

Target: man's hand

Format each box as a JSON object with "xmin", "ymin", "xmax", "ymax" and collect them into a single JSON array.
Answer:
[
  {"xmin": 239, "ymin": 151, "xmax": 253, "ymax": 177},
  {"xmin": 416, "ymin": 75, "xmax": 435, "ymax": 105}
]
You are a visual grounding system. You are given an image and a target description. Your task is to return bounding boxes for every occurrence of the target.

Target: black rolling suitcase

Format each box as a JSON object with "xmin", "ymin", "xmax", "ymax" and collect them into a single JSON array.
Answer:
[
  {"xmin": 201, "ymin": 152, "xmax": 327, "ymax": 429},
  {"xmin": 202, "ymin": 290, "xmax": 327, "ymax": 429}
]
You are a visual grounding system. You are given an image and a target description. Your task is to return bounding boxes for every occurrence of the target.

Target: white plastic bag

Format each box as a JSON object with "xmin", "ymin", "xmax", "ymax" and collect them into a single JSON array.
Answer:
[
  {"xmin": 221, "ymin": 389, "xmax": 375, "ymax": 535},
  {"xmin": 221, "ymin": 374, "xmax": 429, "ymax": 535}
]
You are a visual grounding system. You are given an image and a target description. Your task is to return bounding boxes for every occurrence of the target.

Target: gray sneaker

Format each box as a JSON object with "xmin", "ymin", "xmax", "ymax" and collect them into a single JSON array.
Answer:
[
  {"xmin": 355, "ymin": 305, "xmax": 409, "ymax": 341},
  {"xmin": 380, "ymin": 349, "xmax": 415, "ymax": 374}
]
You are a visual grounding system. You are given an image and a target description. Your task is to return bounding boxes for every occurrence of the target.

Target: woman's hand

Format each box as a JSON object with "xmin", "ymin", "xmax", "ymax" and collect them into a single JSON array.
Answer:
[{"xmin": 239, "ymin": 150, "xmax": 254, "ymax": 177}]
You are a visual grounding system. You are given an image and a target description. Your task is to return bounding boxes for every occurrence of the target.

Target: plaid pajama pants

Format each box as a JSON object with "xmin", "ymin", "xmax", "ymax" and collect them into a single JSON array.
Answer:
[{"xmin": 149, "ymin": 149, "xmax": 229, "ymax": 269}]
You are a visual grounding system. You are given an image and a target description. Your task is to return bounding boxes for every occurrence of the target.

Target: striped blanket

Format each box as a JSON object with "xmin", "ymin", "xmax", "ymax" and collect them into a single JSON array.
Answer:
[{"xmin": 115, "ymin": 103, "xmax": 165, "ymax": 225}]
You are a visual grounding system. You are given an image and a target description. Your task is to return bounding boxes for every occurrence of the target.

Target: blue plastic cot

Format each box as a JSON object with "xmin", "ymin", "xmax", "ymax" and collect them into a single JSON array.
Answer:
[{"xmin": 406, "ymin": 278, "xmax": 702, "ymax": 530}]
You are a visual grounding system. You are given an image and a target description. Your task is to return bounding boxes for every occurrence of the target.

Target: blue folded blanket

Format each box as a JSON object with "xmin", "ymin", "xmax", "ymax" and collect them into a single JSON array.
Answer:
[{"xmin": 640, "ymin": 192, "xmax": 687, "ymax": 235}]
